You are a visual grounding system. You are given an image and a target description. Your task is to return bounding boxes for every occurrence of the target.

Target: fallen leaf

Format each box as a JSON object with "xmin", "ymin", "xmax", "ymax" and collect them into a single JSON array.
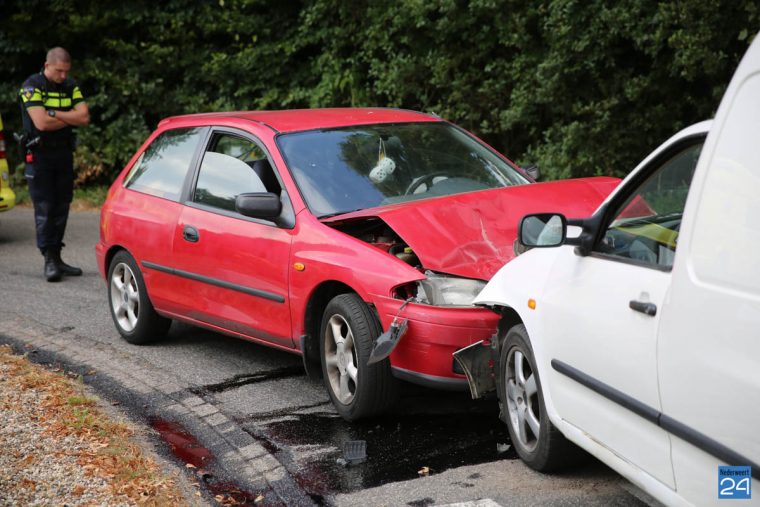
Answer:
[
  {"xmin": 254, "ymin": 495, "xmax": 265, "ymax": 504},
  {"xmin": 418, "ymin": 466, "xmax": 430, "ymax": 476},
  {"xmin": 186, "ymin": 463, "xmax": 197, "ymax": 468}
]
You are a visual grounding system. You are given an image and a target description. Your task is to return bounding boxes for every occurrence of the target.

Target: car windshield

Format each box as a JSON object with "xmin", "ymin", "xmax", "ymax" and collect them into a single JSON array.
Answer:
[{"xmin": 277, "ymin": 122, "xmax": 529, "ymax": 217}]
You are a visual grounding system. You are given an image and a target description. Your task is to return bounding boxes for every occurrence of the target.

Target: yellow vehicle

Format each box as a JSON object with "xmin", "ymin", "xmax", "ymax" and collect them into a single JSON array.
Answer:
[{"xmin": 0, "ymin": 113, "xmax": 16, "ymax": 212}]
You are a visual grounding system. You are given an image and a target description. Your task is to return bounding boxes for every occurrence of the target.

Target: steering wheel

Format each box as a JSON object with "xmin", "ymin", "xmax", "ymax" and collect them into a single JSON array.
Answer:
[{"xmin": 404, "ymin": 172, "xmax": 450, "ymax": 195}]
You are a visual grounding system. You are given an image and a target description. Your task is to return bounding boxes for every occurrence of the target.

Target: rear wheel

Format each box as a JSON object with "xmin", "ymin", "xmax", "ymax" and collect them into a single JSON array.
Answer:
[
  {"xmin": 107, "ymin": 250, "xmax": 170, "ymax": 345},
  {"xmin": 320, "ymin": 294, "xmax": 398, "ymax": 420},
  {"xmin": 498, "ymin": 324, "xmax": 584, "ymax": 471}
]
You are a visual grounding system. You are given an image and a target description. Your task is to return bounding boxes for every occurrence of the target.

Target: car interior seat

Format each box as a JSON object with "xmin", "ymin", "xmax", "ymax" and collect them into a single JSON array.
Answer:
[{"xmin": 249, "ymin": 159, "xmax": 282, "ymax": 195}]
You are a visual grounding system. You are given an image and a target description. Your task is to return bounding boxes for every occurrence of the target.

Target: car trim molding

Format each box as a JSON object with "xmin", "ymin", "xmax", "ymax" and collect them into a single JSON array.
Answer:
[
  {"xmin": 391, "ymin": 366, "xmax": 469, "ymax": 392},
  {"xmin": 141, "ymin": 261, "xmax": 286, "ymax": 303},
  {"xmin": 551, "ymin": 359, "xmax": 760, "ymax": 480}
]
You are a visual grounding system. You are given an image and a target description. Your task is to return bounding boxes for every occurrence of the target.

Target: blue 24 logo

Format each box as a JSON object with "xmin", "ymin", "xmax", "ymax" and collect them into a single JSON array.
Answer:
[{"xmin": 718, "ymin": 466, "xmax": 752, "ymax": 500}]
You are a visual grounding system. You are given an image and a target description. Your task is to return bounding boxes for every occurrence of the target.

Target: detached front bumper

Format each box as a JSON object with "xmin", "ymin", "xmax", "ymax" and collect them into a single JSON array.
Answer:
[{"xmin": 373, "ymin": 296, "xmax": 499, "ymax": 390}]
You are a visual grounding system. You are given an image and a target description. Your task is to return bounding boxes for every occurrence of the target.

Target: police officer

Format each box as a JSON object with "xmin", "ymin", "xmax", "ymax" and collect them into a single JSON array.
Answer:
[{"xmin": 19, "ymin": 47, "xmax": 90, "ymax": 282}]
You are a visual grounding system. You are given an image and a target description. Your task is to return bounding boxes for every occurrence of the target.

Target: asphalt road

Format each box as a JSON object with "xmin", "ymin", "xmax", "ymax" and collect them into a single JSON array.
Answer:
[{"xmin": 0, "ymin": 206, "xmax": 657, "ymax": 506}]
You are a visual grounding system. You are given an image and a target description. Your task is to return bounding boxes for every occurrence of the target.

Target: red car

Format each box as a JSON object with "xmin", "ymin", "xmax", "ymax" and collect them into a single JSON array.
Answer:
[{"xmin": 97, "ymin": 108, "xmax": 618, "ymax": 420}]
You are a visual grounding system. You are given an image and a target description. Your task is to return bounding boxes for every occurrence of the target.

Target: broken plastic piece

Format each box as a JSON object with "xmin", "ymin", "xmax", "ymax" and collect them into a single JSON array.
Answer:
[
  {"xmin": 453, "ymin": 339, "xmax": 497, "ymax": 399},
  {"xmin": 367, "ymin": 318, "xmax": 408, "ymax": 365},
  {"xmin": 343, "ymin": 440, "xmax": 367, "ymax": 465},
  {"xmin": 496, "ymin": 443, "xmax": 511, "ymax": 454}
]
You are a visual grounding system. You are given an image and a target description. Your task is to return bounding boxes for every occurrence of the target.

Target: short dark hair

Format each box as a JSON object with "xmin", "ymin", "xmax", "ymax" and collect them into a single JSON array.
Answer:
[{"xmin": 46, "ymin": 47, "xmax": 71, "ymax": 64}]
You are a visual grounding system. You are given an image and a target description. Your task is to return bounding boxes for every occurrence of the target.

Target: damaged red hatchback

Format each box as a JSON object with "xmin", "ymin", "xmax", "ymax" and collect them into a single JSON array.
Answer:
[{"xmin": 97, "ymin": 108, "xmax": 618, "ymax": 420}]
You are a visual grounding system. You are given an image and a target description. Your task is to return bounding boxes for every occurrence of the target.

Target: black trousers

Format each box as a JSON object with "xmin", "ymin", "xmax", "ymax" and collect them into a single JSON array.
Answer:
[{"xmin": 27, "ymin": 148, "xmax": 74, "ymax": 255}]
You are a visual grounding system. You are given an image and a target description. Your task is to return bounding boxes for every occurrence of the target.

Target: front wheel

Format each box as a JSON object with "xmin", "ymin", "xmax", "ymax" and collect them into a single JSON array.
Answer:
[
  {"xmin": 320, "ymin": 294, "xmax": 398, "ymax": 421},
  {"xmin": 107, "ymin": 250, "xmax": 171, "ymax": 345},
  {"xmin": 498, "ymin": 324, "xmax": 584, "ymax": 471}
]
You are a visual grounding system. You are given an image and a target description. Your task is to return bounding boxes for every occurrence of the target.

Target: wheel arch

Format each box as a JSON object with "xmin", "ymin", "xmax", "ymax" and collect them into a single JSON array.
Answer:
[
  {"xmin": 495, "ymin": 305, "xmax": 524, "ymax": 352},
  {"xmin": 301, "ymin": 280, "xmax": 372, "ymax": 379},
  {"xmin": 104, "ymin": 244, "xmax": 128, "ymax": 275}
]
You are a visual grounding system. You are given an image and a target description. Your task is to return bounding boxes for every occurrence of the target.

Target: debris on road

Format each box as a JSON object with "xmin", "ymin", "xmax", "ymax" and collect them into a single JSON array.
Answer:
[{"xmin": 343, "ymin": 440, "xmax": 368, "ymax": 465}]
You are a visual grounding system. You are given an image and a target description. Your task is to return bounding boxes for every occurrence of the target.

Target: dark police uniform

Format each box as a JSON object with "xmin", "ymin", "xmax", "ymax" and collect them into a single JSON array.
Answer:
[{"xmin": 19, "ymin": 73, "xmax": 84, "ymax": 263}]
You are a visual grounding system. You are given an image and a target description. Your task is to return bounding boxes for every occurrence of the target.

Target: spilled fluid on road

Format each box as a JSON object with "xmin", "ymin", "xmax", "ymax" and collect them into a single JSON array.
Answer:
[
  {"xmin": 250, "ymin": 398, "xmax": 517, "ymax": 499},
  {"xmin": 151, "ymin": 419, "xmax": 280, "ymax": 506}
]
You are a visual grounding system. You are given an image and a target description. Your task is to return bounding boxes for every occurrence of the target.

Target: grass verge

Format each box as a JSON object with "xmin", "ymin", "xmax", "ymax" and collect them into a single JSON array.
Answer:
[{"xmin": 0, "ymin": 345, "xmax": 189, "ymax": 505}]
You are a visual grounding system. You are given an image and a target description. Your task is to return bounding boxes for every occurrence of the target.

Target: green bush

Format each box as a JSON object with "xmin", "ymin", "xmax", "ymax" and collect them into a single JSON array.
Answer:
[{"xmin": 1, "ymin": 1, "xmax": 756, "ymax": 183}]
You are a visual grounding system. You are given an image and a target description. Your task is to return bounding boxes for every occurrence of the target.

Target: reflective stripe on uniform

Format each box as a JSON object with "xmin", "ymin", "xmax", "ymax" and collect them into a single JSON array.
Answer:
[
  {"xmin": 43, "ymin": 97, "xmax": 73, "ymax": 109},
  {"xmin": 19, "ymin": 85, "xmax": 84, "ymax": 110},
  {"xmin": 19, "ymin": 87, "xmax": 43, "ymax": 106}
]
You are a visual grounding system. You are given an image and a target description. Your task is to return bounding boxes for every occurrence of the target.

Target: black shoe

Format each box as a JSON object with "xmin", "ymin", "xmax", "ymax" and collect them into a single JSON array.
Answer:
[
  {"xmin": 44, "ymin": 253, "xmax": 62, "ymax": 282},
  {"xmin": 51, "ymin": 250, "xmax": 83, "ymax": 276}
]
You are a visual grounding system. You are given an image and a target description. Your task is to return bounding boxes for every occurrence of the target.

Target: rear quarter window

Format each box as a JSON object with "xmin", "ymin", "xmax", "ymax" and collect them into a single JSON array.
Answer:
[{"xmin": 124, "ymin": 127, "xmax": 204, "ymax": 201}]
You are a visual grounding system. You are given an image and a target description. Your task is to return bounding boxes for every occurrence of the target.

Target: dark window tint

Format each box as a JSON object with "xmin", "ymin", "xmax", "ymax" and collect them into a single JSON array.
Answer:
[
  {"xmin": 124, "ymin": 128, "xmax": 204, "ymax": 201},
  {"xmin": 194, "ymin": 134, "xmax": 269, "ymax": 212}
]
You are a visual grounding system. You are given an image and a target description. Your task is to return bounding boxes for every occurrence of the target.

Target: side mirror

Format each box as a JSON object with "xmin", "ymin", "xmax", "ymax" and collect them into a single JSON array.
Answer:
[
  {"xmin": 235, "ymin": 192, "xmax": 282, "ymax": 219},
  {"xmin": 519, "ymin": 213, "xmax": 567, "ymax": 248},
  {"xmin": 523, "ymin": 164, "xmax": 541, "ymax": 181}
]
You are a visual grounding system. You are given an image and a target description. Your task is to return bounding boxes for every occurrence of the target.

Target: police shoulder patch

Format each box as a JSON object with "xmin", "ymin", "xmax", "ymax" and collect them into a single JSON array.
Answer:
[{"xmin": 23, "ymin": 87, "xmax": 35, "ymax": 99}]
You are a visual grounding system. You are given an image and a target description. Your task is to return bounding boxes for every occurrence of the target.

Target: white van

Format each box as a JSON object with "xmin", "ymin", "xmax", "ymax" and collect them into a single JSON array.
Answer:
[{"xmin": 456, "ymin": 34, "xmax": 760, "ymax": 506}]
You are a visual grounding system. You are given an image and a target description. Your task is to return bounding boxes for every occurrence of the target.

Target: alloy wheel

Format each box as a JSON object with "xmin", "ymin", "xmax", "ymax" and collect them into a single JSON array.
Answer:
[
  {"xmin": 323, "ymin": 314, "xmax": 358, "ymax": 404},
  {"xmin": 110, "ymin": 262, "xmax": 140, "ymax": 332},
  {"xmin": 506, "ymin": 347, "xmax": 541, "ymax": 452}
]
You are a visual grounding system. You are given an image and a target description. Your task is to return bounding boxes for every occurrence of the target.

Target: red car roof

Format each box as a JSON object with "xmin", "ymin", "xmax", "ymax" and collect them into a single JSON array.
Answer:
[{"xmin": 159, "ymin": 108, "xmax": 440, "ymax": 133}]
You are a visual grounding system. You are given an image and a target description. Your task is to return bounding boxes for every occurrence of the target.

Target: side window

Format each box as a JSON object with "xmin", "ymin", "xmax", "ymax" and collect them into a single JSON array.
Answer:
[
  {"xmin": 595, "ymin": 142, "xmax": 703, "ymax": 269},
  {"xmin": 124, "ymin": 128, "xmax": 204, "ymax": 201},
  {"xmin": 193, "ymin": 133, "xmax": 279, "ymax": 213}
]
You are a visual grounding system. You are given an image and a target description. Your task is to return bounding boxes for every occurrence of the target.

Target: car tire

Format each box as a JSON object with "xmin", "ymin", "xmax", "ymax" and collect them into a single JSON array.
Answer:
[
  {"xmin": 107, "ymin": 250, "xmax": 170, "ymax": 345},
  {"xmin": 498, "ymin": 323, "xmax": 584, "ymax": 471},
  {"xmin": 320, "ymin": 293, "xmax": 398, "ymax": 421}
]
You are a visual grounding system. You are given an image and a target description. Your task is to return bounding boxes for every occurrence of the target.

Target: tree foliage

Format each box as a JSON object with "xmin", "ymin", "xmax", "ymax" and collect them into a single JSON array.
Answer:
[{"xmin": 0, "ymin": 0, "xmax": 756, "ymax": 183}]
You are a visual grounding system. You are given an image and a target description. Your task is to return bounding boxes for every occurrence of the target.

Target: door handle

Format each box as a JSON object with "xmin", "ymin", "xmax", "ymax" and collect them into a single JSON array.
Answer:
[
  {"xmin": 182, "ymin": 225, "xmax": 199, "ymax": 243},
  {"xmin": 629, "ymin": 300, "xmax": 657, "ymax": 316}
]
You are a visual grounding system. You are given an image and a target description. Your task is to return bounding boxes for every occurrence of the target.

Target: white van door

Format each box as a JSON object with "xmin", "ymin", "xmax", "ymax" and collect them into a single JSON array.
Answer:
[{"xmin": 541, "ymin": 137, "xmax": 705, "ymax": 488}]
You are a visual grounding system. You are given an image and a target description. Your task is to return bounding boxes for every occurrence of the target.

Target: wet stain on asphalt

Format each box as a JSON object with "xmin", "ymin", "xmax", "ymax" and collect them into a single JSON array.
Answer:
[
  {"xmin": 245, "ymin": 406, "xmax": 517, "ymax": 498},
  {"xmin": 151, "ymin": 419, "xmax": 275, "ymax": 506},
  {"xmin": 190, "ymin": 365, "xmax": 304, "ymax": 394},
  {"xmin": 151, "ymin": 419, "xmax": 213, "ymax": 468}
]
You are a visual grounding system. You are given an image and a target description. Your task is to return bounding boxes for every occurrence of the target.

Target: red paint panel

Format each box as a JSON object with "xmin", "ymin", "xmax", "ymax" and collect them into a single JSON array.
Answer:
[{"xmin": 326, "ymin": 177, "xmax": 621, "ymax": 280}]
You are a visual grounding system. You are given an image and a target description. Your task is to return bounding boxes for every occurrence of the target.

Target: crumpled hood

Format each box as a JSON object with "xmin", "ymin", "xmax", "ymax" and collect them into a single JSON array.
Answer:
[{"xmin": 324, "ymin": 177, "xmax": 620, "ymax": 280}]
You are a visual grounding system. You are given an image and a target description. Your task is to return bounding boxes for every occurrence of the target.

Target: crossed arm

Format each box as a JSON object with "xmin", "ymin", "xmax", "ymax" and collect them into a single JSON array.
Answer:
[{"xmin": 27, "ymin": 102, "xmax": 90, "ymax": 131}]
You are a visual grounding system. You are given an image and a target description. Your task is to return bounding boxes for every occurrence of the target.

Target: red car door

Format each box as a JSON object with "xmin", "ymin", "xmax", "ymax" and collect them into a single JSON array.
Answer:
[
  {"xmin": 116, "ymin": 127, "xmax": 207, "ymax": 315},
  {"xmin": 169, "ymin": 130, "xmax": 295, "ymax": 349}
]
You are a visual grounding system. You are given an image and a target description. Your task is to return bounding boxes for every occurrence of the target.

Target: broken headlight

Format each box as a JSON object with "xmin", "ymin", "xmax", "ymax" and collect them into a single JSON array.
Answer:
[{"xmin": 415, "ymin": 271, "xmax": 486, "ymax": 307}]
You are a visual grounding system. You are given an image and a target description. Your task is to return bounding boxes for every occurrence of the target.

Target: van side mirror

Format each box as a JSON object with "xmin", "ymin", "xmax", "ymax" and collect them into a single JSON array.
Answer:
[
  {"xmin": 523, "ymin": 164, "xmax": 541, "ymax": 181},
  {"xmin": 519, "ymin": 213, "xmax": 567, "ymax": 247},
  {"xmin": 236, "ymin": 192, "xmax": 282, "ymax": 219}
]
